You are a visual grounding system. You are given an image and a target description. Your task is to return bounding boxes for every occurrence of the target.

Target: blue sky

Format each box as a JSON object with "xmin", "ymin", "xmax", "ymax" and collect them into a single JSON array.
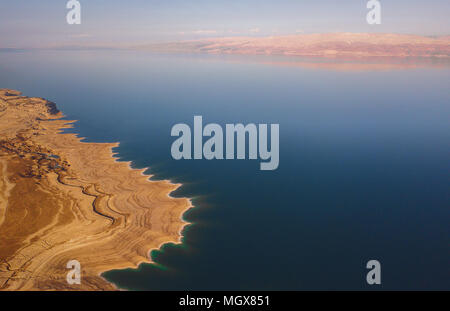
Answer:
[{"xmin": 1, "ymin": 0, "xmax": 449, "ymax": 47}]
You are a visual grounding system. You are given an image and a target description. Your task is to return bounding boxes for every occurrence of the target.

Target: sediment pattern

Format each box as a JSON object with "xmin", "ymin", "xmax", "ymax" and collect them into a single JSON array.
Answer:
[{"xmin": 0, "ymin": 89, "xmax": 191, "ymax": 290}]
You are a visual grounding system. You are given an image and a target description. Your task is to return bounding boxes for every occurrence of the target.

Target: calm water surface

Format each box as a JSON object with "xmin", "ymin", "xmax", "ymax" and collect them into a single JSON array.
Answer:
[{"xmin": 0, "ymin": 50, "xmax": 449, "ymax": 290}]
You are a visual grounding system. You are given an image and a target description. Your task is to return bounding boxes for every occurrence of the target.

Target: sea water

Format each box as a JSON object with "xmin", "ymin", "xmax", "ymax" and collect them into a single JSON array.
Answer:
[{"xmin": 0, "ymin": 50, "xmax": 448, "ymax": 290}]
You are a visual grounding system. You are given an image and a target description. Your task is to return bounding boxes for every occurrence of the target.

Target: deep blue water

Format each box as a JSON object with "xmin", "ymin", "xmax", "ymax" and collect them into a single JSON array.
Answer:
[{"xmin": 0, "ymin": 50, "xmax": 449, "ymax": 290}]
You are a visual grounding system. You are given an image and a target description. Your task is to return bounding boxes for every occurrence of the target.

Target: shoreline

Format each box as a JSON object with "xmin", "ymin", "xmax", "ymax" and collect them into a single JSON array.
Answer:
[
  {"xmin": 96, "ymin": 141, "xmax": 195, "ymax": 291},
  {"xmin": 101, "ymin": 141, "xmax": 195, "ymax": 291},
  {"xmin": 0, "ymin": 89, "xmax": 194, "ymax": 290}
]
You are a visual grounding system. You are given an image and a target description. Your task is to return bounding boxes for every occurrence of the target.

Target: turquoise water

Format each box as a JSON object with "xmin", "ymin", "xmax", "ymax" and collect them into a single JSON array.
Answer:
[{"xmin": 1, "ymin": 50, "xmax": 449, "ymax": 290}]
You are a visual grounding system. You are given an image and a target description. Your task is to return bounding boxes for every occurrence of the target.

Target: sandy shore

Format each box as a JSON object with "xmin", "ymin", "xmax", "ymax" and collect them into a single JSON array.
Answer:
[{"xmin": 0, "ymin": 89, "xmax": 192, "ymax": 290}]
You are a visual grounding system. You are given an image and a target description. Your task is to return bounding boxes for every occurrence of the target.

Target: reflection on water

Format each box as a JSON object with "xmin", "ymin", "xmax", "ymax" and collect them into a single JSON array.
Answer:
[{"xmin": 193, "ymin": 53, "xmax": 450, "ymax": 71}]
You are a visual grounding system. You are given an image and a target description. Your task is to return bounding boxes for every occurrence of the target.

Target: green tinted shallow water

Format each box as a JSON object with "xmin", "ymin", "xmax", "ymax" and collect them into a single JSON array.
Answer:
[{"xmin": 1, "ymin": 50, "xmax": 449, "ymax": 290}]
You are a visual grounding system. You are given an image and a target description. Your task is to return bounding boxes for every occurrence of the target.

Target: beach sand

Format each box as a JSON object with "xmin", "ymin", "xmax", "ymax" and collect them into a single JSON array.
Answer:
[{"xmin": 0, "ymin": 89, "xmax": 191, "ymax": 290}]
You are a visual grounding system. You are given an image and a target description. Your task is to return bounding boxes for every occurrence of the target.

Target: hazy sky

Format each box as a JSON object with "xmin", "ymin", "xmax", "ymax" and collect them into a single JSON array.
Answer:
[{"xmin": 1, "ymin": 0, "xmax": 449, "ymax": 47}]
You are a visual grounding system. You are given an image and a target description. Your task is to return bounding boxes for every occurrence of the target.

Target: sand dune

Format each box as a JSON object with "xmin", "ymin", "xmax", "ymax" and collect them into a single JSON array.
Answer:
[{"xmin": 0, "ymin": 89, "xmax": 191, "ymax": 290}]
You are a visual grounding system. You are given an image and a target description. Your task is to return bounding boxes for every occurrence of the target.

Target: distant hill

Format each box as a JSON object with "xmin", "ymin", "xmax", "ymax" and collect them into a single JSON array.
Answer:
[{"xmin": 137, "ymin": 33, "xmax": 450, "ymax": 59}]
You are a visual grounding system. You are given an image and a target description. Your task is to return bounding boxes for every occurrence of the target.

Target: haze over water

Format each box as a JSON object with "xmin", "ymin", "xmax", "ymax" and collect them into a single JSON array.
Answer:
[{"xmin": 0, "ymin": 50, "xmax": 448, "ymax": 290}]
